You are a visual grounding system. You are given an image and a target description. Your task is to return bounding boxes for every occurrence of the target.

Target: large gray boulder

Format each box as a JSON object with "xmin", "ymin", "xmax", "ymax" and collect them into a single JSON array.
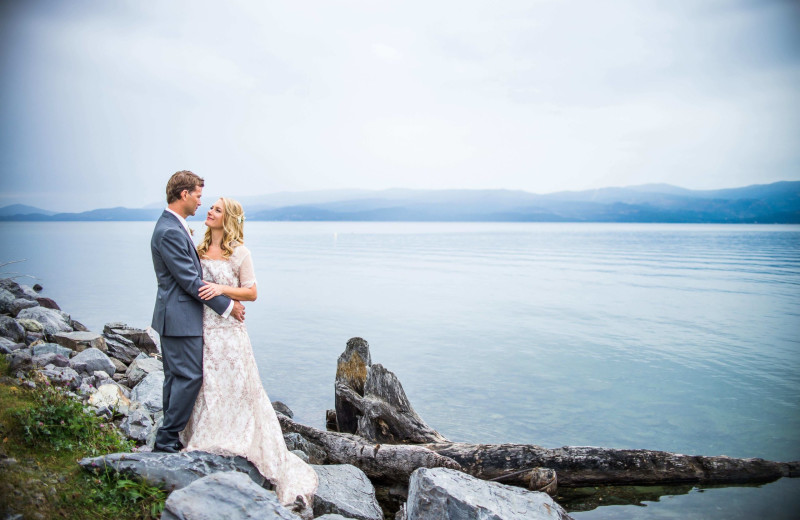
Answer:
[
  {"xmin": 16, "ymin": 307, "xmax": 72, "ymax": 335},
  {"xmin": 403, "ymin": 468, "xmax": 573, "ymax": 520},
  {"xmin": 130, "ymin": 371, "xmax": 164, "ymax": 413},
  {"xmin": 125, "ymin": 356, "xmax": 163, "ymax": 387},
  {"xmin": 0, "ymin": 316, "xmax": 26, "ymax": 343},
  {"xmin": 32, "ymin": 342, "xmax": 73, "ymax": 358},
  {"xmin": 32, "ymin": 352, "xmax": 69, "ymax": 368},
  {"xmin": 0, "ymin": 288, "xmax": 15, "ymax": 314},
  {"xmin": 52, "ymin": 331, "xmax": 107, "ymax": 353},
  {"xmin": 312, "ymin": 465, "xmax": 382, "ymax": 520},
  {"xmin": 69, "ymin": 347, "xmax": 116, "ymax": 377},
  {"xmin": 162, "ymin": 471, "xmax": 299, "ymax": 520},
  {"xmin": 104, "ymin": 322, "xmax": 158, "ymax": 355},
  {"xmin": 9, "ymin": 298, "xmax": 38, "ymax": 316},
  {"xmin": 78, "ymin": 451, "xmax": 271, "ymax": 491},
  {"xmin": 103, "ymin": 333, "xmax": 142, "ymax": 364}
]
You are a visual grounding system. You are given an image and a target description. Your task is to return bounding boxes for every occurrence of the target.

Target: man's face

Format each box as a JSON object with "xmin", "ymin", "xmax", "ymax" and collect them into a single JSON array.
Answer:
[{"xmin": 184, "ymin": 186, "xmax": 203, "ymax": 217}]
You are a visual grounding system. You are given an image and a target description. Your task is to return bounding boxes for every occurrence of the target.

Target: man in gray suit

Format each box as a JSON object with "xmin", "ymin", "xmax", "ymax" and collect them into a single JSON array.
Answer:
[{"xmin": 150, "ymin": 170, "xmax": 245, "ymax": 453}]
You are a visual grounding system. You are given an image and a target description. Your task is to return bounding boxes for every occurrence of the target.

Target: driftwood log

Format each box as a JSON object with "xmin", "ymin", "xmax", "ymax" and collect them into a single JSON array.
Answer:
[
  {"xmin": 333, "ymin": 337, "xmax": 446, "ymax": 444},
  {"xmin": 278, "ymin": 414, "xmax": 460, "ymax": 481},
  {"xmin": 317, "ymin": 338, "xmax": 800, "ymax": 491}
]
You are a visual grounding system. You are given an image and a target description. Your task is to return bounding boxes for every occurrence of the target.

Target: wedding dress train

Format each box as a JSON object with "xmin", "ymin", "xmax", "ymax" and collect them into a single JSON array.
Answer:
[{"xmin": 179, "ymin": 245, "xmax": 318, "ymax": 512}]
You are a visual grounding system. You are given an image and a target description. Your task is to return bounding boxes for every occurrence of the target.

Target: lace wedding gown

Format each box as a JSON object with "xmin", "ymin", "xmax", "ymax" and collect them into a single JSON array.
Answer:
[{"xmin": 180, "ymin": 245, "xmax": 318, "ymax": 511}]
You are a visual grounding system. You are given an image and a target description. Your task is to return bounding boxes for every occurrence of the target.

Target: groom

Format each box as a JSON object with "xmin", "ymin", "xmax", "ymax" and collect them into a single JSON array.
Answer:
[{"xmin": 150, "ymin": 170, "xmax": 245, "ymax": 453}]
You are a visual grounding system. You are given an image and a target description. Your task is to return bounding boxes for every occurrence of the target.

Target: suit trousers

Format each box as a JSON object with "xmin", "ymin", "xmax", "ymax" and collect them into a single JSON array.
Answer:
[{"xmin": 155, "ymin": 335, "xmax": 203, "ymax": 446}]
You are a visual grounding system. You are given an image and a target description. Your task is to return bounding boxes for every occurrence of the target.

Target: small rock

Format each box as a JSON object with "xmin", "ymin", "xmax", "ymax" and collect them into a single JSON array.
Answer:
[
  {"xmin": 272, "ymin": 401, "xmax": 294, "ymax": 418},
  {"xmin": 284, "ymin": 433, "xmax": 327, "ymax": 465},
  {"xmin": 17, "ymin": 318, "xmax": 44, "ymax": 333},
  {"xmin": 161, "ymin": 471, "xmax": 298, "ymax": 520},
  {"xmin": 312, "ymin": 464, "xmax": 383, "ymax": 520},
  {"xmin": 53, "ymin": 331, "xmax": 107, "ymax": 353},
  {"xmin": 10, "ymin": 297, "xmax": 38, "ymax": 316},
  {"xmin": 130, "ymin": 371, "xmax": 165, "ymax": 413},
  {"xmin": 40, "ymin": 366, "xmax": 82, "ymax": 390},
  {"xmin": 89, "ymin": 383, "xmax": 131, "ymax": 412},
  {"xmin": 32, "ymin": 353, "xmax": 70, "ymax": 368},
  {"xmin": 36, "ymin": 297, "xmax": 60, "ymax": 310},
  {"xmin": 119, "ymin": 405, "xmax": 155, "ymax": 442},
  {"xmin": 31, "ymin": 342, "xmax": 73, "ymax": 358},
  {"xmin": 69, "ymin": 347, "xmax": 116, "ymax": 377},
  {"xmin": 16, "ymin": 307, "xmax": 72, "ymax": 336},
  {"xmin": 125, "ymin": 356, "xmax": 163, "ymax": 387},
  {"xmin": 33, "ymin": 283, "xmax": 43, "ymax": 292},
  {"xmin": 7, "ymin": 349, "xmax": 32, "ymax": 371},
  {"xmin": 109, "ymin": 357, "xmax": 127, "ymax": 373},
  {"xmin": 0, "ymin": 315, "xmax": 26, "ymax": 343},
  {"xmin": 0, "ymin": 337, "xmax": 24, "ymax": 354}
]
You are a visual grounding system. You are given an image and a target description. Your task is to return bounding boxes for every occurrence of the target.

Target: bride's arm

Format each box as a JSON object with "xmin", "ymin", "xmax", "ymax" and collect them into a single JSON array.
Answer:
[{"xmin": 199, "ymin": 281, "xmax": 257, "ymax": 302}]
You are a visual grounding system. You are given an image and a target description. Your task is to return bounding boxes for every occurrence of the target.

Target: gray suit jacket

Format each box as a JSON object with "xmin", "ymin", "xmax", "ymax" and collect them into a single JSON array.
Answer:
[{"xmin": 151, "ymin": 210, "xmax": 232, "ymax": 336}]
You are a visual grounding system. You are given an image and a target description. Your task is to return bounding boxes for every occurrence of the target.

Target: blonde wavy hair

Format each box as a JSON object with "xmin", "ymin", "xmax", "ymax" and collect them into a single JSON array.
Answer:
[{"xmin": 197, "ymin": 197, "xmax": 245, "ymax": 259}]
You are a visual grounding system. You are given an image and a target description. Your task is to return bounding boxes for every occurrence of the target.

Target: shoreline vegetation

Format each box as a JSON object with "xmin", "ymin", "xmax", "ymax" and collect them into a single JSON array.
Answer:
[
  {"xmin": 1, "ymin": 181, "xmax": 799, "ymax": 224},
  {"xmin": 1, "ymin": 276, "xmax": 798, "ymax": 519}
]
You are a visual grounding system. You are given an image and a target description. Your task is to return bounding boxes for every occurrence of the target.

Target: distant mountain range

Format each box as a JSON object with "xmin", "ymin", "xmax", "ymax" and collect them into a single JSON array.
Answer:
[{"xmin": 2, "ymin": 181, "xmax": 799, "ymax": 223}]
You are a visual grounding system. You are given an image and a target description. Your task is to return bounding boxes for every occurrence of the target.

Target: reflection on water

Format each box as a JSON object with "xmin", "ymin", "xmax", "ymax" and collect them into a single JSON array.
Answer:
[{"xmin": 1, "ymin": 221, "xmax": 799, "ymax": 519}]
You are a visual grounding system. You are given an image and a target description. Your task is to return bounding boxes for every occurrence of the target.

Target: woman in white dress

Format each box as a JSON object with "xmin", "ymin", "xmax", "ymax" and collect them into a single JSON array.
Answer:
[{"xmin": 179, "ymin": 197, "xmax": 318, "ymax": 515}]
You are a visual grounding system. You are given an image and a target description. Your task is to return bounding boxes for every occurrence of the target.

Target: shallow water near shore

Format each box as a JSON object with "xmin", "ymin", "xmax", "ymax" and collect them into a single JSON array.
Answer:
[{"xmin": 2, "ymin": 221, "xmax": 799, "ymax": 518}]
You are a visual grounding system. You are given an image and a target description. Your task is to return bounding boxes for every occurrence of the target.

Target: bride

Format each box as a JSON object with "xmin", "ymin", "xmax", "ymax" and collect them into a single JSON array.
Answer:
[{"xmin": 179, "ymin": 197, "xmax": 318, "ymax": 514}]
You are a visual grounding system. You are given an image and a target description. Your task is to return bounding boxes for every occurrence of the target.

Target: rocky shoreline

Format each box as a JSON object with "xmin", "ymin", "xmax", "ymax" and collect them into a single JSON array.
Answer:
[{"xmin": 1, "ymin": 277, "xmax": 573, "ymax": 520}]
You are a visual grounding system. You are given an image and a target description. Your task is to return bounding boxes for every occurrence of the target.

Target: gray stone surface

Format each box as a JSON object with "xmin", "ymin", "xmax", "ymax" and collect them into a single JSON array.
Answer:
[
  {"xmin": 16, "ymin": 318, "xmax": 43, "ymax": 332},
  {"xmin": 109, "ymin": 357, "xmax": 127, "ymax": 373},
  {"xmin": 0, "ymin": 287, "xmax": 15, "ymax": 314},
  {"xmin": 103, "ymin": 333, "xmax": 141, "ymax": 364},
  {"xmin": 69, "ymin": 347, "xmax": 116, "ymax": 377},
  {"xmin": 7, "ymin": 349, "xmax": 32, "ymax": 370},
  {"xmin": 125, "ymin": 356, "xmax": 163, "ymax": 387},
  {"xmin": 0, "ymin": 316, "xmax": 26, "ymax": 343},
  {"xmin": 32, "ymin": 352, "xmax": 69, "ymax": 368},
  {"xmin": 312, "ymin": 464, "xmax": 383, "ymax": 520},
  {"xmin": 52, "ymin": 331, "xmax": 107, "ymax": 352},
  {"xmin": 104, "ymin": 323, "xmax": 159, "ymax": 355},
  {"xmin": 88, "ymin": 383, "xmax": 131, "ymax": 412},
  {"xmin": 284, "ymin": 433, "xmax": 327, "ymax": 465},
  {"xmin": 0, "ymin": 278, "xmax": 34, "ymax": 300},
  {"xmin": 16, "ymin": 307, "xmax": 72, "ymax": 335},
  {"xmin": 78, "ymin": 451, "xmax": 271, "ymax": 491},
  {"xmin": 0, "ymin": 337, "xmax": 24, "ymax": 354},
  {"xmin": 130, "ymin": 371, "xmax": 165, "ymax": 413},
  {"xmin": 161, "ymin": 471, "xmax": 299, "ymax": 520},
  {"xmin": 10, "ymin": 298, "xmax": 38, "ymax": 316},
  {"xmin": 405, "ymin": 468, "xmax": 573, "ymax": 520},
  {"xmin": 272, "ymin": 401, "xmax": 294, "ymax": 418},
  {"xmin": 31, "ymin": 342, "xmax": 73, "ymax": 358},
  {"xmin": 119, "ymin": 404, "xmax": 155, "ymax": 442},
  {"xmin": 39, "ymin": 366, "xmax": 82, "ymax": 390},
  {"xmin": 315, "ymin": 516, "xmax": 356, "ymax": 520}
]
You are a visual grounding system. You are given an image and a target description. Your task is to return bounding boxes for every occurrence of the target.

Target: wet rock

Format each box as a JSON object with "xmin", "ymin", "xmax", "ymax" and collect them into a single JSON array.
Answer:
[
  {"xmin": 403, "ymin": 468, "xmax": 573, "ymax": 520},
  {"xmin": 130, "ymin": 371, "xmax": 165, "ymax": 413},
  {"xmin": 312, "ymin": 464, "xmax": 383, "ymax": 520},
  {"xmin": 272, "ymin": 401, "xmax": 294, "ymax": 418},
  {"xmin": 104, "ymin": 322, "xmax": 158, "ymax": 355},
  {"xmin": 16, "ymin": 307, "xmax": 72, "ymax": 336},
  {"xmin": 125, "ymin": 356, "xmax": 163, "ymax": 387},
  {"xmin": 69, "ymin": 347, "xmax": 115, "ymax": 377},
  {"xmin": 0, "ymin": 315, "xmax": 26, "ymax": 343},
  {"xmin": 31, "ymin": 342, "xmax": 73, "ymax": 358},
  {"xmin": 17, "ymin": 318, "xmax": 43, "ymax": 333},
  {"xmin": 161, "ymin": 471, "xmax": 298, "ymax": 520},
  {"xmin": 53, "ymin": 331, "xmax": 107, "ymax": 353},
  {"xmin": 79, "ymin": 451, "xmax": 271, "ymax": 491}
]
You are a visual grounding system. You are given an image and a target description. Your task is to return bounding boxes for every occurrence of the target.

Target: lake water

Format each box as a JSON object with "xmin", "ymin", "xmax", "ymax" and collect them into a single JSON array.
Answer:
[{"xmin": 1, "ymin": 221, "xmax": 799, "ymax": 518}]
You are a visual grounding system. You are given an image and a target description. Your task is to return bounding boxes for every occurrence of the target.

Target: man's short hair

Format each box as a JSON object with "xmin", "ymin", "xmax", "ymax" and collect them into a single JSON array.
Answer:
[{"xmin": 166, "ymin": 170, "xmax": 204, "ymax": 204}]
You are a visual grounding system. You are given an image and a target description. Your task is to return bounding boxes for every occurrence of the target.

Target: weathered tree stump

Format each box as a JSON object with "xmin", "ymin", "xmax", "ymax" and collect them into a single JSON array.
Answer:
[{"xmin": 334, "ymin": 338, "xmax": 446, "ymax": 444}]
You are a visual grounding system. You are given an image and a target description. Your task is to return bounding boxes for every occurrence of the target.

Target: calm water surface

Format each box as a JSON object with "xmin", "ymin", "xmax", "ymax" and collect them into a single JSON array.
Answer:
[{"xmin": 1, "ymin": 221, "xmax": 798, "ymax": 518}]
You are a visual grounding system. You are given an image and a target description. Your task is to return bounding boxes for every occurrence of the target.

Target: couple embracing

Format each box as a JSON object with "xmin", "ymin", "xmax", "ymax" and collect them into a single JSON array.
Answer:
[{"xmin": 150, "ymin": 170, "xmax": 317, "ymax": 515}]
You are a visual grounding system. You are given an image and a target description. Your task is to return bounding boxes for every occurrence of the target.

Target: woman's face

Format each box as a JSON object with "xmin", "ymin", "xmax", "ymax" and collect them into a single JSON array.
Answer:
[{"xmin": 205, "ymin": 199, "xmax": 225, "ymax": 230}]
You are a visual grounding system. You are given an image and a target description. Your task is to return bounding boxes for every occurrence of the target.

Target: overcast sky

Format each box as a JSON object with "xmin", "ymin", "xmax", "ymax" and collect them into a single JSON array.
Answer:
[{"xmin": 1, "ymin": 0, "xmax": 798, "ymax": 212}]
